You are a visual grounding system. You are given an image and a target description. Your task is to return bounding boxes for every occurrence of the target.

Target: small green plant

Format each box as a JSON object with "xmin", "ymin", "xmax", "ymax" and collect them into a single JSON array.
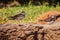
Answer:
[{"xmin": 0, "ymin": 5, "xmax": 60, "ymax": 24}]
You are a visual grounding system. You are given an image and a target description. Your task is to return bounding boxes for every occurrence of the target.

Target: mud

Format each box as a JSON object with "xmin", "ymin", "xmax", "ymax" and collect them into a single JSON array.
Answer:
[{"xmin": 0, "ymin": 24, "xmax": 44, "ymax": 40}]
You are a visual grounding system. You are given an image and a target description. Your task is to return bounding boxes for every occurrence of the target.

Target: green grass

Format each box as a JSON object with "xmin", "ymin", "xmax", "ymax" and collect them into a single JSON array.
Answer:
[{"xmin": 0, "ymin": 5, "xmax": 60, "ymax": 24}]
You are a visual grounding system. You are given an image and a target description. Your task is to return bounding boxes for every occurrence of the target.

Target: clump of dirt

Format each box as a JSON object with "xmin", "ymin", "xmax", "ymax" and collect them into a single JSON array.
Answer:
[
  {"xmin": 0, "ymin": 23, "xmax": 60, "ymax": 40},
  {"xmin": 44, "ymin": 26, "xmax": 60, "ymax": 40},
  {"xmin": 0, "ymin": 24, "xmax": 44, "ymax": 40}
]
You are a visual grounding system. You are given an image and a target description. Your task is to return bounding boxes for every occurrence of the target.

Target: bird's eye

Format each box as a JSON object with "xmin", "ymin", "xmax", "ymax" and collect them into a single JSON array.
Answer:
[{"xmin": 51, "ymin": 16, "xmax": 55, "ymax": 18}]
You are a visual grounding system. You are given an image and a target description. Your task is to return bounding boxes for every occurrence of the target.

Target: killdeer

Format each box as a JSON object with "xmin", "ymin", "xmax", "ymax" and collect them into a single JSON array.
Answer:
[
  {"xmin": 40, "ymin": 15, "xmax": 57, "ymax": 25},
  {"xmin": 9, "ymin": 11, "xmax": 25, "ymax": 20}
]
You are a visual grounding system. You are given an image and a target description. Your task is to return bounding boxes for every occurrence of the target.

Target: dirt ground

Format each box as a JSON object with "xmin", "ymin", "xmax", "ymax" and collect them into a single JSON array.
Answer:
[{"xmin": 0, "ymin": 11, "xmax": 60, "ymax": 40}]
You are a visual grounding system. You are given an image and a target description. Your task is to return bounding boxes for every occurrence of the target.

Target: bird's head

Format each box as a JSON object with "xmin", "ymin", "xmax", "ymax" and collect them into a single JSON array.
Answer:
[{"xmin": 20, "ymin": 11, "xmax": 25, "ymax": 15}]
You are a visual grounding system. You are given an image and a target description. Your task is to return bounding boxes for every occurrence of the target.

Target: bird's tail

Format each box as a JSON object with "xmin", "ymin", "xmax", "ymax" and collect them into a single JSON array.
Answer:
[{"xmin": 8, "ymin": 16, "xmax": 15, "ymax": 20}]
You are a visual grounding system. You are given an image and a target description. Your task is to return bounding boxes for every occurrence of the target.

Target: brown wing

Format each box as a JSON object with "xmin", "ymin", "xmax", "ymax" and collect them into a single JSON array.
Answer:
[{"xmin": 8, "ymin": 11, "xmax": 25, "ymax": 20}]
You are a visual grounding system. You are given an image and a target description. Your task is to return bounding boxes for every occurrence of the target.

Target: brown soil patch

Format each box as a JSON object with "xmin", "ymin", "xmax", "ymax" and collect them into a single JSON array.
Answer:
[
  {"xmin": 0, "ymin": 24, "xmax": 44, "ymax": 40},
  {"xmin": 0, "ymin": 24, "xmax": 60, "ymax": 40}
]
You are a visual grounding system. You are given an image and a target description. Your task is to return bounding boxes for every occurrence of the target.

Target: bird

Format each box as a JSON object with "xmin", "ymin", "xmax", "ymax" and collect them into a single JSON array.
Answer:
[
  {"xmin": 41, "ymin": 15, "xmax": 56, "ymax": 22},
  {"xmin": 45, "ymin": 16, "xmax": 57, "ymax": 25},
  {"xmin": 8, "ymin": 11, "xmax": 25, "ymax": 20},
  {"xmin": 40, "ymin": 15, "xmax": 57, "ymax": 25}
]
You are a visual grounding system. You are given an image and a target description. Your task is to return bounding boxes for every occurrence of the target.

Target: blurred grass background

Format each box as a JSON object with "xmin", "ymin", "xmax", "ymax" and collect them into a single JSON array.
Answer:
[{"xmin": 0, "ymin": 4, "xmax": 60, "ymax": 24}]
